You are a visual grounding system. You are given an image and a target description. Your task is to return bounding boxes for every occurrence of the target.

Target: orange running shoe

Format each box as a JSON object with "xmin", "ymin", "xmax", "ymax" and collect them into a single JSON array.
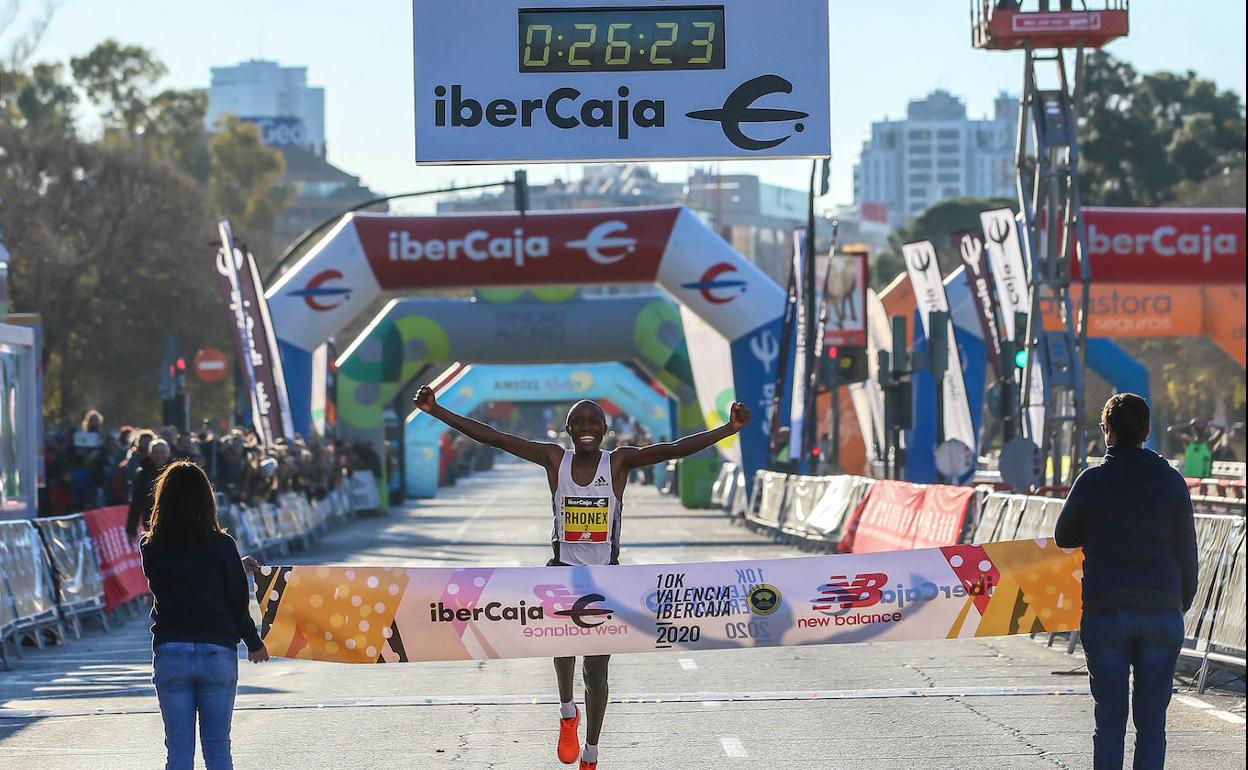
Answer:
[
  {"xmin": 579, "ymin": 761, "xmax": 597, "ymax": 770},
  {"xmin": 557, "ymin": 707, "xmax": 580, "ymax": 764}
]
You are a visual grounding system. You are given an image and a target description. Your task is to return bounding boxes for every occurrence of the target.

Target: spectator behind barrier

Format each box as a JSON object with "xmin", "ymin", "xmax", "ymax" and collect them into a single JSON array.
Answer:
[
  {"xmin": 1055, "ymin": 393, "xmax": 1198, "ymax": 770},
  {"xmin": 39, "ymin": 414, "xmax": 353, "ymax": 520},
  {"xmin": 127, "ymin": 439, "xmax": 171, "ymax": 542},
  {"xmin": 140, "ymin": 460, "xmax": 269, "ymax": 770}
]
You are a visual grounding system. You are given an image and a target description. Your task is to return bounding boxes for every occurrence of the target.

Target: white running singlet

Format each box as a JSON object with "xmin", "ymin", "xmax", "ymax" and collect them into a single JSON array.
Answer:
[{"xmin": 551, "ymin": 450, "xmax": 621, "ymax": 566}]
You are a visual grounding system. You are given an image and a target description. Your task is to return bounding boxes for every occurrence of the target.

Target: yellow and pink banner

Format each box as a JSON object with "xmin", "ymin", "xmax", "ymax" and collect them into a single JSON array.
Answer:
[{"xmin": 253, "ymin": 539, "xmax": 1083, "ymax": 664}]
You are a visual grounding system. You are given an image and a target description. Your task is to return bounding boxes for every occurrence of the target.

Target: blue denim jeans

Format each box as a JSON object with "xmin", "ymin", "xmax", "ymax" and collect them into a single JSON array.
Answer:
[
  {"xmin": 152, "ymin": 642, "xmax": 239, "ymax": 770},
  {"xmin": 1081, "ymin": 609, "xmax": 1184, "ymax": 770}
]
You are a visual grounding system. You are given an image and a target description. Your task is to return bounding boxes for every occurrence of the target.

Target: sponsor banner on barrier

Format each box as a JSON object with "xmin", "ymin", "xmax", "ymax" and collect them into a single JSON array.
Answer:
[
  {"xmin": 840, "ymin": 480, "xmax": 975, "ymax": 554},
  {"xmin": 253, "ymin": 538, "xmax": 1083, "ymax": 664},
  {"xmin": 81, "ymin": 506, "xmax": 148, "ymax": 610}
]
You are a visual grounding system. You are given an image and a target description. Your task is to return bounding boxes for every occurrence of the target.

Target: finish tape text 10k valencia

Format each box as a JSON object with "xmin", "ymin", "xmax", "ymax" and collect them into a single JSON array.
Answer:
[{"xmin": 253, "ymin": 538, "xmax": 1083, "ymax": 664}]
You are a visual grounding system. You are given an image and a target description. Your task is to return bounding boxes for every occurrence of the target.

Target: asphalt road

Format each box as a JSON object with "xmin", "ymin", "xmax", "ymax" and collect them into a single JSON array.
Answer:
[{"xmin": 2, "ymin": 460, "xmax": 1244, "ymax": 769}]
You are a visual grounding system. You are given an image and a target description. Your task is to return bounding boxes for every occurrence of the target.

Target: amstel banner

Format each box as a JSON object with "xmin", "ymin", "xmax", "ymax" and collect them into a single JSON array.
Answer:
[{"xmin": 253, "ymin": 539, "xmax": 1083, "ymax": 664}]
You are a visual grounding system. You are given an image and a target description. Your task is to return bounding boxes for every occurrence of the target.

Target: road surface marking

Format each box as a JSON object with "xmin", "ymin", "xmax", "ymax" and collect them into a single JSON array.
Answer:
[
  {"xmin": 1175, "ymin": 695, "xmax": 1246, "ymax": 724},
  {"xmin": 719, "ymin": 737, "xmax": 748, "ymax": 758},
  {"xmin": 0, "ymin": 685, "xmax": 1094, "ymax": 720},
  {"xmin": 678, "ymin": 658, "xmax": 698, "ymax": 670}
]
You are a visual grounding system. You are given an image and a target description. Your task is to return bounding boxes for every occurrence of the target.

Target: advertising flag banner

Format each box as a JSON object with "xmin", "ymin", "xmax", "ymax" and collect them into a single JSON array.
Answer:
[
  {"xmin": 679, "ymin": 308, "xmax": 741, "ymax": 464},
  {"xmin": 979, "ymin": 209, "xmax": 1030, "ymax": 339},
  {"xmin": 849, "ymin": 289, "xmax": 891, "ymax": 462},
  {"xmin": 953, "ymin": 230, "xmax": 1005, "ymax": 378},
  {"xmin": 253, "ymin": 538, "xmax": 1084, "ymax": 664},
  {"xmin": 81, "ymin": 506, "xmax": 148, "ymax": 611},
  {"xmin": 901, "ymin": 241, "xmax": 977, "ymax": 455},
  {"xmin": 788, "ymin": 233, "xmax": 809, "ymax": 460},
  {"xmin": 217, "ymin": 221, "xmax": 295, "ymax": 444}
]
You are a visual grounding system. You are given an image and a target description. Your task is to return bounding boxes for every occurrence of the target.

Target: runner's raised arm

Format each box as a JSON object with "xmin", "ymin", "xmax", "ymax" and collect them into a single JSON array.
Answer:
[
  {"xmin": 413, "ymin": 385, "xmax": 561, "ymax": 468},
  {"xmin": 615, "ymin": 402, "xmax": 750, "ymax": 471}
]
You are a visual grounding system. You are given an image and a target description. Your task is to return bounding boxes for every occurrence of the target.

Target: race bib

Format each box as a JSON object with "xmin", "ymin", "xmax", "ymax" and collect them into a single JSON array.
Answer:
[{"xmin": 561, "ymin": 497, "xmax": 609, "ymax": 543}]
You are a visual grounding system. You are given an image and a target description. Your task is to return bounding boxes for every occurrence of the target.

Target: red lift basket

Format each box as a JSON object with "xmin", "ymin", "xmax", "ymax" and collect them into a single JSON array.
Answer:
[{"xmin": 972, "ymin": 1, "xmax": 1129, "ymax": 50}]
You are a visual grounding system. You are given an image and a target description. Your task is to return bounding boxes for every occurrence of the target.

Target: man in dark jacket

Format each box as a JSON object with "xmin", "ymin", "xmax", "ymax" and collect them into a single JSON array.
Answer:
[
  {"xmin": 126, "ymin": 439, "xmax": 171, "ymax": 541},
  {"xmin": 1056, "ymin": 393, "xmax": 1198, "ymax": 770}
]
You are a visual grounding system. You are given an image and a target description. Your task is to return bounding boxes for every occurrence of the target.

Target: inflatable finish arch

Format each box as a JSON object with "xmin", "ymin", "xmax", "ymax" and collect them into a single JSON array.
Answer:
[
  {"xmin": 405, "ymin": 362, "xmax": 671, "ymax": 496},
  {"xmin": 335, "ymin": 291, "xmax": 701, "ymax": 443},
  {"xmin": 267, "ymin": 206, "xmax": 785, "ymax": 484}
]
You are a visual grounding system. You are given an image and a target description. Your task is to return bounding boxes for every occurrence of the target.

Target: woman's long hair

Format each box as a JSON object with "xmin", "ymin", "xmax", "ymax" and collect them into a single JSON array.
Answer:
[{"xmin": 141, "ymin": 461, "xmax": 224, "ymax": 548}]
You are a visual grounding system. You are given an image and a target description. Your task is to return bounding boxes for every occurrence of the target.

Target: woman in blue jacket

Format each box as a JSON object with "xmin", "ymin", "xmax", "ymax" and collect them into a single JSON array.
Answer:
[
  {"xmin": 141, "ymin": 460, "xmax": 270, "ymax": 770},
  {"xmin": 1056, "ymin": 393, "xmax": 1198, "ymax": 770}
]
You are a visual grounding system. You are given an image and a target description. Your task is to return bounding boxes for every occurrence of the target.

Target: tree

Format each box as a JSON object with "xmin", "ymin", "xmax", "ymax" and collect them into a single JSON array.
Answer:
[
  {"xmin": 69, "ymin": 39, "xmax": 167, "ymax": 135},
  {"xmin": 1, "ymin": 61, "xmax": 76, "ymax": 134},
  {"xmin": 146, "ymin": 88, "xmax": 211, "ymax": 182},
  {"xmin": 208, "ymin": 116, "xmax": 294, "ymax": 263},
  {"xmin": 1, "ymin": 38, "xmax": 297, "ymax": 426},
  {"xmin": 872, "ymin": 196, "xmax": 1017, "ymax": 288},
  {"xmin": 1, "ymin": 122, "xmax": 232, "ymax": 423},
  {"xmin": 1080, "ymin": 52, "xmax": 1246, "ymax": 206}
]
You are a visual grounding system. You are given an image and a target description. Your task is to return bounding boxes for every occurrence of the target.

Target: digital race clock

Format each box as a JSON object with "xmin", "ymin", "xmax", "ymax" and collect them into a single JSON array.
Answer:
[{"xmin": 519, "ymin": 6, "xmax": 726, "ymax": 73}]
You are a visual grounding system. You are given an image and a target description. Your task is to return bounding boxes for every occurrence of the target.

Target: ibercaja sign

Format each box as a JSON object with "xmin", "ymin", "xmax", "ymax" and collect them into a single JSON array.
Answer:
[{"xmin": 412, "ymin": 0, "xmax": 831, "ymax": 163}]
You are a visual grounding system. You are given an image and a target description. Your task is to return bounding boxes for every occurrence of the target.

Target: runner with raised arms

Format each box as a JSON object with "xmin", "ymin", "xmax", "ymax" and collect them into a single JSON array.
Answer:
[{"xmin": 412, "ymin": 386, "xmax": 749, "ymax": 770}]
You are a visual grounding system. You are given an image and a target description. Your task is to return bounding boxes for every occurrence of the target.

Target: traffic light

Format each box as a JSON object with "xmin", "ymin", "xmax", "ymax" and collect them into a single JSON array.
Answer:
[
  {"xmin": 1013, "ymin": 347, "xmax": 1028, "ymax": 369},
  {"xmin": 821, "ymin": 346, "xmax": 869, "ymax": 385},
  {"xmin": 163, "ymin": 357, "xmax": 190, "ymax": 432}
]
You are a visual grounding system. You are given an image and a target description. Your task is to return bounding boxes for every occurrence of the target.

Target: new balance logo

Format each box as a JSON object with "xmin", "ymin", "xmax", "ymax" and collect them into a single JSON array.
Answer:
[{"xmin": 593, "ymin": 476, "xmax": 609, "ymax": 487}]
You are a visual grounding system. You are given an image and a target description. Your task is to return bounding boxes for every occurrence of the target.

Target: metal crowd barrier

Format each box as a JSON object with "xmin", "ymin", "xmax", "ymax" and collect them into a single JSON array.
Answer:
[
  {"xmin": 1212, "ymin": 461, "xmax": 1246, "ymax": 480},
  {"xmin": 725, "ymin": 470, "xmax": 875, "ymax": 551},
  {"xmin": 715, "ymin": 468, "xmax": 1247, "ymax": 691},
  {"xmin": 2, "ymin": 479, "xmax": 362, "ymax": 670},
  {"xmin": 32, "ymin": 515, "xmax": 108, "ymax": 639},
  {"xmin": 0, "ymin": 519, "xmax": 66, "ymax": 666},
  {"xmin": 744, "ymin": 471, "xmax": 790, "ymax": 533}
]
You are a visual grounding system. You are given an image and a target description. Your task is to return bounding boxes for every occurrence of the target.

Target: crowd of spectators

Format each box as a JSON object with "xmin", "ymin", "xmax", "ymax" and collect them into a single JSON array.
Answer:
[{"xmin": 40, "ymin": 409, "xmax": 381, "ymax": 527}]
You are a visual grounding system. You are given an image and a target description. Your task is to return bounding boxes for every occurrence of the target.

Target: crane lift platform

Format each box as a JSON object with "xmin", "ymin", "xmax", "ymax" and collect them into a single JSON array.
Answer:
[
  {"xmin": 972, "ymin": 0, "xmax": 1130, "ymax": 488},
  {"xmin": 972, "ymin": 1, "xmax": 1130, "ymax": 51}
]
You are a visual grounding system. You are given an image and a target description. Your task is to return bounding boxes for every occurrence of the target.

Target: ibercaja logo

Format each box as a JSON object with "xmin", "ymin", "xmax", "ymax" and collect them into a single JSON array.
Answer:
[
  {"xmin": 527, "ymin": 584, "xmax": 624, "ymax": 639},
  {"xmin": 800, "ymin": 572, "xmax": 995, "ymax": 629}
]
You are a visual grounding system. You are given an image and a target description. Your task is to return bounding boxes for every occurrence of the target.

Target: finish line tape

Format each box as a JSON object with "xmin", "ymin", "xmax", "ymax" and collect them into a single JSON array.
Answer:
[{"xmin": 253, "ymin": 538, "xmax": 1084, "ymax": 664}]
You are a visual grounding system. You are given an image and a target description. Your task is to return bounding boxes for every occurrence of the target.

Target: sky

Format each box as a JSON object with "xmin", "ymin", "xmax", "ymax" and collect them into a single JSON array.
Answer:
[{"xmin": 6, "ymin": 0, "xmax": 1246, "ymax": 209}]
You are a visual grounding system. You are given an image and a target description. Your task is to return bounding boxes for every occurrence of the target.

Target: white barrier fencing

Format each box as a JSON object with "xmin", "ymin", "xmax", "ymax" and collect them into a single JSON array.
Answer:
[
  {"xmin": 32, "ymin": 515, "xmax": 108, "ymax": 638},
  {"xmin": 714, "ymin": 466, "xmax": 1247, "ymax": 687},
  {"xmin": 0, "ymin": 519, "xmax": 64, "ymax": 663},
  {"xmin": 803, "ymin": 476, "xmax": 874, "ymax": 545},
  {"xmin": 2, "ymin": 480, "xmax": 364, "ymax": 670}
]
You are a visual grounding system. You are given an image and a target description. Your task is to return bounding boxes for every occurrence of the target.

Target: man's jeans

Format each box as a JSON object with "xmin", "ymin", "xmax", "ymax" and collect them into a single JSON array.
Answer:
[
  {"xmin": 1081, "ymin": 609, "xmax": 1184, "ymax": 770},
  {"xmin": 153, "ymin": 642, "xmax": 239, "ymax": 770}
]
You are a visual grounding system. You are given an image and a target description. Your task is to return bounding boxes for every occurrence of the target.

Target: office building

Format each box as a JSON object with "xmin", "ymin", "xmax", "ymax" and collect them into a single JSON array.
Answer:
[{"xmin": 853, "ymin": 90, "xmax": 1017, "ymax": 230}]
